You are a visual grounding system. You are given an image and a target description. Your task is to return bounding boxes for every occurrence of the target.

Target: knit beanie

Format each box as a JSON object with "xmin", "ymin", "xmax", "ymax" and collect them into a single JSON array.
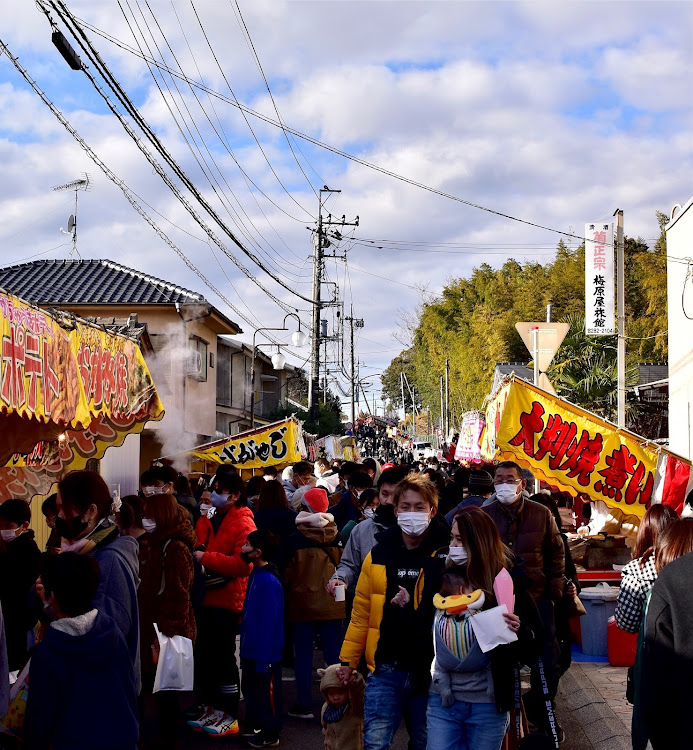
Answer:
[{"xmin": 303, "ymin": 487, "xmax": 329, "ymax": 514}]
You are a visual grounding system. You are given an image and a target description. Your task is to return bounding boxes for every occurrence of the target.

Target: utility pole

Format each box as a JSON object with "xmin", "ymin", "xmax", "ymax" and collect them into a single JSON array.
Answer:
[
  {"xmin": 309, "ymin": 188, "xmax": 358, "ymax": 422},
  {"xmin": 344, "ymin": 309, "xmax": 364, "ymax": 426},
  {"xmin": 444, "ymin": 358, "xmax": 450, "ymax": 438},
  {"xmin": 439, "ymin": 376, "xmax": 444, "ymax": 432},
  {"xmin": 615, "ymin": 209, "xmax": 626, "ymax": 429},
  {"xmin": 401, "ymin": 371, "xmax": 406, "ymax": 431}
]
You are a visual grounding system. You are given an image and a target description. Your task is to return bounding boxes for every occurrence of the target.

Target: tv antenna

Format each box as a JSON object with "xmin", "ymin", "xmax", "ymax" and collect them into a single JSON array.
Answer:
[{"xmin": 53, "ymin": 173, "xmax": 90, "ymax": 259}]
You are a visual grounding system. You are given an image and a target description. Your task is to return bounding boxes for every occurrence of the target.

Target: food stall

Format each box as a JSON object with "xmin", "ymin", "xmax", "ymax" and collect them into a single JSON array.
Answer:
[
  {"xmin": 482, "ymin": 376, "xmax": 692, "ymax": 583},
  {"xmin": 0, "ymin": 291, "xmax": 164, "ymax": 502}
]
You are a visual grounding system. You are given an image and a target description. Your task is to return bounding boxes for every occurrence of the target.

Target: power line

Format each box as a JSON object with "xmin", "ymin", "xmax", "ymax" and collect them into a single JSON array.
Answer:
[
  {"xmin": 43, "ymin": 0, "xmax": 316, "ymax": 310},
  {"xmin": 71, "ymin": 15, "xmax": 602, "ymax": 246}
]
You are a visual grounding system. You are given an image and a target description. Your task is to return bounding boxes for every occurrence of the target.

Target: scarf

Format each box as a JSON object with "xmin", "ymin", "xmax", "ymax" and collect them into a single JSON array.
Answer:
[{"xmin": 323, "ymin": 701, "xmax": 350, "ymax": 723}]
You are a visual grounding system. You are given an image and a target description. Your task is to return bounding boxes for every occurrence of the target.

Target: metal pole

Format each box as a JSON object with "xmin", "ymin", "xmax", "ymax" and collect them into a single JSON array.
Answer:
[
  {"xmin": 532, "ymin": 326, "xmax": 539, "ymax": 387},
  {"xmin": 440, "ymin": 375, "xmax": 444, "ymax": 431},
  {"xmin": 350, "ymin": 310, "xmax": 356, "ymax": 426},
  {"xmin": 309, "ymin": 194, "xmax": 323, "ymax": 422},
  {"xmin": 401, "ymin": 371, "xmax": 406, "ymax": 430},
  {"xmin": 546, "ymin": 303, "xmax": 552, "ymax": 323},
  {"xmin": 445, "ymin": 358, "xmax": 450, "ymax": 438},
  {"xmin": 615, "ymin": 209, "xmax": 626, "ymax": 429},
  {"xmin": 250, "ymin": 334, "xmax": 257, "ymax": 429}
]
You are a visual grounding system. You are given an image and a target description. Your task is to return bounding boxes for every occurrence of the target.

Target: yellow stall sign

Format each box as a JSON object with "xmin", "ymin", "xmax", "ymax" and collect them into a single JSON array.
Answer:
[
  {"xmin": 488, "ymin": 378, "xmax": 658, "ymax": 520},
  {"xmin": 190, "ymin": 418, "xmax": 302, "ymax": 469}
]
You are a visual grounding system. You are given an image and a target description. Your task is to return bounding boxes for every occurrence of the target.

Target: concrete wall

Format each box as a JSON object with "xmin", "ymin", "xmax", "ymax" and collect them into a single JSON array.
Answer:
[{"xmin": 666, "ymin": 196, "xmax": 693, "ymax": 460}]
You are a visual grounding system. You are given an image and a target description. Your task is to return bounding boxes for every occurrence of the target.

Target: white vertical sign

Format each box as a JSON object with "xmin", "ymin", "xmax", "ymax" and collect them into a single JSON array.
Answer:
[{"xmin": 585, "ymin": 222, "xmax": 615, "ymax": 335}]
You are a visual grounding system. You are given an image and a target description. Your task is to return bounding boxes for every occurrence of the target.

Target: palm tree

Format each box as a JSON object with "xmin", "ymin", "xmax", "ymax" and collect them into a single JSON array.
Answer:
[{"xmin": 547, "ymin": 314, "xmax": 641, "ymax": 425}]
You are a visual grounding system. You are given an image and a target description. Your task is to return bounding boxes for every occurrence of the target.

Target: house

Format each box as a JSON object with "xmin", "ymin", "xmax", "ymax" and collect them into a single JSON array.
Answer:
[
  {"xmin": 215, "ymin": 338, "xmax": 295, "ymax": 436},
  {"xmin": 665, "ymin": 197, "xmax": 693, "ymax": 460},
  {"xmin": 0, "ymin": 259, "xmax": 243, "ymax": 493}
]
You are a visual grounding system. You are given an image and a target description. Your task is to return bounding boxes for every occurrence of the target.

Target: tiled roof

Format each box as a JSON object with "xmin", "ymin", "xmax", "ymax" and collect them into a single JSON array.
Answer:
[{"xmin": 0, "ymin": 259, "xmax": 205, "ymax": 306}]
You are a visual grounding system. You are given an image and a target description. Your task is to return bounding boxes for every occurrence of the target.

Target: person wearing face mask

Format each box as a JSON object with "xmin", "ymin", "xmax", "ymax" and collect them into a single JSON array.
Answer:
[
  {"xmin": 140, "ymin": 465, "xmax": 196, "ymax": 517},
  {"xmin": 137, "ymin": 493, "xmax": 196, "ymax": 749},
  {"xmin": 282, "ymin": 461, "xmax": 314, "ymax": 505},
  {"xmin": 187, "ymin": 472, "xmax": 256, "ymax": 738},
  {"xmin": 483, "ymin": 461, "xmax": 565, "ymax": 741},
  {"xmin": 340, "ymin": 488, "xmax": 379, "ymax": 543},
  {"xmin": 331, "ymin": 470, "xmax": 373, "ymax": 533},
  {"xmin": 53, "ymin": 470, "xmax": 141, "ymax": 693},
  {"xmin": 428, "ymin": 508, "xmax": 543, "ymax": 750},
  {"xmin": 337, "ymin": 473, "xmax": 451, "ymax": 750},
  {"xmin": 327, "ymin": 465, "xmax": 411, "ymax": 598},
  {"xmin": 115, "ymin": 495, "xmax": 146, "ymax": 543},
  {"xmin": 0, "ymin": 499, "xmax": 42, "ymax": 672},
  {"xmin": 315, "ymin": 457, "xmax": 340, "ymax": 495},
  {"xmin": 239, "ymin": 530, "xmax": 284, "ymax": 747}
]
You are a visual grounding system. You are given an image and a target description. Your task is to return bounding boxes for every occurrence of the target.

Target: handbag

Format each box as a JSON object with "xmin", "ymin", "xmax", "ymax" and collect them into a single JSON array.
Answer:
[
  {"xmin": 203, "ymin": 571, "xmax": 232, "ymax": 590},
  {"xmin": 565, "ymin": 593, "xmax": 586, "ymax": 618},
  {"xmin": 152, "ymin": 623, "xmax": 194, "ymax": 692}
]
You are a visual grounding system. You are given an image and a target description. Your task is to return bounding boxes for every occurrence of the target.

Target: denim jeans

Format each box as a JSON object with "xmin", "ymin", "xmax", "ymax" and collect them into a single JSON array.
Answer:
[
  {"xmin": 363, "ymin": 664, "xmax": 428, "ymax": 750},
  {"xmin": 426, "ymin": 692, "xmax": 509, "ymax": 750},
  {"xmin": 293, "ymin": 619, "xmax": 342, "ymax": 707}
]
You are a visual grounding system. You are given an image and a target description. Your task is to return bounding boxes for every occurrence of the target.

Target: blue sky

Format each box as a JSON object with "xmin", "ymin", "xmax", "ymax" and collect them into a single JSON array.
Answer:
[{"xmin": 1, "ymin": 0, "xmax": 691, "ymax": 415}]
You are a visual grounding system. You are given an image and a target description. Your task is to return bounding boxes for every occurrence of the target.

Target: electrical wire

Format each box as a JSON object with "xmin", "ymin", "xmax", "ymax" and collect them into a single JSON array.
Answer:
[
  {"xmin": 69, "ymin": 14, "xmax": 606, "ymax": 247},
  {"xmin": 0, "ymin": 36, "xmax": 311, "ymax": 354},
  {"xmin": 44, "ymin": 0, "xmax": 316, "ymax": 310},
  {"xmin": 230, "ymin": 0, "xmax": 320, "ymax": 197},
  {"xmin": 121, "ymin": 0, "xmax": 308, "ymax": 286}
]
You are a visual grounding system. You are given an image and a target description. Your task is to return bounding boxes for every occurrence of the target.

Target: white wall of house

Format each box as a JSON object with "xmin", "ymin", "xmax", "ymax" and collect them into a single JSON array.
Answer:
[{"xmin": 666, "ymin": 195, "xmax": 693, "ymax": 460}]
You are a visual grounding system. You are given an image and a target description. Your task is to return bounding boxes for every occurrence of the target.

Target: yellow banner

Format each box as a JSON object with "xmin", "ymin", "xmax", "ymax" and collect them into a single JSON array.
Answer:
[
  {"xmin": 190, "ymin": 418, "xmax": 302, "ymax": 468},
  {"xmin": 490, "ymin": 378, "xmax": 657, "ymax": 520}
]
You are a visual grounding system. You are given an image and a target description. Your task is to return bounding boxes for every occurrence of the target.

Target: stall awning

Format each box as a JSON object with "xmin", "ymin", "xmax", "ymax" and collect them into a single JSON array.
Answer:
[
  {"xmin": 482, "ymin": 377, "xmax": 691, "ymax": 521},
  {"xmin": 161, "ymin": 417, "xmax": 305, "ymax": 470},
  {"xmin": 0, "ymin": 290, "xmax": 164, "ymax": 501}
]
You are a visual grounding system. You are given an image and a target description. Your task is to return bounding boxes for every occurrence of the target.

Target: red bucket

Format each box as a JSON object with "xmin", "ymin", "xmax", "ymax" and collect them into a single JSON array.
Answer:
[{"xmin": 607, "ymin": 618, "xmax": 638, "ymax": 667}]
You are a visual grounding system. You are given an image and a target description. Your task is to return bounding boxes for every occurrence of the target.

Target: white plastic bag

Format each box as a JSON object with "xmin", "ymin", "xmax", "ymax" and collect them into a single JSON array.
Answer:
[{"xmin": 152, "ymin": 623, "xmax": 194, "ymax": 693}]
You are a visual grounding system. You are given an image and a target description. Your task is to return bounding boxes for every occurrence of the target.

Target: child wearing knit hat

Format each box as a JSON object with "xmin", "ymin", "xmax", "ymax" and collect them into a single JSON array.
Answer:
[{"xmin": 318, "ymin": 664, "xmax": 365, "ymax": 750}]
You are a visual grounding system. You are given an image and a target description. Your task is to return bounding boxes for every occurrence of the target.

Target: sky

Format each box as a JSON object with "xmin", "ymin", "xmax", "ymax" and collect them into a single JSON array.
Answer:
[{"xmin": 1, "ymin": 0, "xmax": 691, "ymax": 415}]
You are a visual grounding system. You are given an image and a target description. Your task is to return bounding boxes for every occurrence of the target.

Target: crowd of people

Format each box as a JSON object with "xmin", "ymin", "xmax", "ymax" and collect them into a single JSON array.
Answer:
[{"xmin": 1, "ymin": 454, "xmax": 691, "ymax": 750}]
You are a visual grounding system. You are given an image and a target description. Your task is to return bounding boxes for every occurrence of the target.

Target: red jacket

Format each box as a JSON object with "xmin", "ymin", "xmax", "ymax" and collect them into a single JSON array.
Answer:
[{"xmin": 196, "ymin": 503, "xmax": 256, "ymax": 612}]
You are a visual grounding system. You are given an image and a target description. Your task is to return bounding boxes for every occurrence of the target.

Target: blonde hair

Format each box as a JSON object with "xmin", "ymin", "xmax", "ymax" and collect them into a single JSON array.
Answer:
[{"xmin": 393, "ymin": 472, "xmax": 438, "ymax": 509}]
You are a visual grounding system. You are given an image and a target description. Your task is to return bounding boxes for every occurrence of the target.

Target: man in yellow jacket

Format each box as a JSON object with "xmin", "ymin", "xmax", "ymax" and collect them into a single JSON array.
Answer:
[{"xmin": 337, "ymin": 474, "xmax": 450, "ymax": 750}]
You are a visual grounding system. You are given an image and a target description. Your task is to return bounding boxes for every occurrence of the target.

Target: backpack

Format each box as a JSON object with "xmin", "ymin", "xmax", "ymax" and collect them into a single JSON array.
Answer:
[{"xmin": 159, "ymin": 537, "xmax": 206, "ymax": 613}]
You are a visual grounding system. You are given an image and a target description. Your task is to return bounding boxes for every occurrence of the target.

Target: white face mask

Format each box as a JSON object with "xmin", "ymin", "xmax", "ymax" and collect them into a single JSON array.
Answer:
[
  {"xmin": 682, "ymin": 504, "xmax": 693, "ymax": 518},
  {"xmin": 142, "ymin": 486, "xmax": 159, "ymax": 497},
  {"xmin": 495, "ymin": 483, "xmax": 521, "ymax": 505},
  {"xmin": 397, "ymin": 511, "xmax": 431, "ymax": 537},
  {"xmin": 363, "ymin": 508, "xmax": 375, "ymax": 519},
  {"xmin": 0, "ymin": 529, "xmax": 17, "ymax": 543},
  {"xmin": 447, "ymin": 545, "xmax": 469, "ymax": 565},
  {"xmin": 142, "ymin": 518, "xmax": 157, "ymax": 533},
  {"xmin": 199, "ymin": 503, "xmax": 215, "ymax": 518}
]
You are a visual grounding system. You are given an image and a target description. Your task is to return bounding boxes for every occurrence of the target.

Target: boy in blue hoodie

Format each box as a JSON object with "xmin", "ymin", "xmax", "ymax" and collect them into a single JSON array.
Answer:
[
  {"xmin": 25, "ymin": 553, "xmax": 138, "ymax": 750},
  {"xmin": 240, "ymin": 529, "xmax": 284, "ymax": 748}
]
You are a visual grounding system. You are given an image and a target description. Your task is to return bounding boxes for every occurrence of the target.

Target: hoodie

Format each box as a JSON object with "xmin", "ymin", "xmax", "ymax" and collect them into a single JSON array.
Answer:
[
  {"xmin": 319, "ymin": 664, "xmax": 365, "ymax": 750},
  {"xmin": 280, "ymin": 512, "xmax": 345, "ymax": 622},
  {"xmin": 89, "ymin": 527, "xmax": 141, "ymax": 694},
  {"xmin": 329, "ymin": 506, "xmax": 396, "ymax": 588},
  {"xmin": 25, "ymin": 610, "xmax": 138, "ymax": 750}
]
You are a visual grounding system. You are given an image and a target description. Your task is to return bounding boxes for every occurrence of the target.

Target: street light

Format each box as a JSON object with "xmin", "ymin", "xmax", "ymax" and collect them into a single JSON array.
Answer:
[{"xmin": 250, "ymin": 313, "xmax": 307, "ymax": 428}]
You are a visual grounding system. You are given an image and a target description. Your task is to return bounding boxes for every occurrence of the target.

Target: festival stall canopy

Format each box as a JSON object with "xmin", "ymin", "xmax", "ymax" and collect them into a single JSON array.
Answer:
[
  {"xmin": 165, "ymin": 417, "xmax": 306, "ymax": 472},
  {"xmin": 482, "ymin": 376, "xmax": 692, "ymax": 522},
  {"xmin": 0, "ymin": 290, "xmax": 164, "ymax": 501}
]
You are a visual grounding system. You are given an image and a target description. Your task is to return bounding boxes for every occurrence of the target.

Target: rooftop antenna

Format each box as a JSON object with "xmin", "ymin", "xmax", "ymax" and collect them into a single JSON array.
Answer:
[{"xmin": 53, "ymin": 173, "xmax": 90, "ymax": 259}]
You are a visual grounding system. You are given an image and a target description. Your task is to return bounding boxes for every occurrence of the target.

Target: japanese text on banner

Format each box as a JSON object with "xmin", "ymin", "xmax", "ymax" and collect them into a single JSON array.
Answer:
[{"xmin": 494, "ymin": 379, "xmax": 656, "ymax": 519}]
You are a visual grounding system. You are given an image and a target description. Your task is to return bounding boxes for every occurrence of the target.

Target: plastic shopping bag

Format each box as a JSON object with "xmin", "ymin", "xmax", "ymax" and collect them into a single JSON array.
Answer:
[{"xmin": 152, "ymin": 623, "xmax": 194, "ymax": 693}]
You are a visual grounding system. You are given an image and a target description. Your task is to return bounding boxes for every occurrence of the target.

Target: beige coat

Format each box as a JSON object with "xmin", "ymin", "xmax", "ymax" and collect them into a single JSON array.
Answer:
[{"xmin": 319, "ymin": 664, "xmax": 365, "ymax": 750}]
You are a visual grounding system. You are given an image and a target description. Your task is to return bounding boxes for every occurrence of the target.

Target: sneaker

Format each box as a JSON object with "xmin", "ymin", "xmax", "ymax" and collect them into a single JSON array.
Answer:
[
  {"xmin": 288, "ymin": 704, "xmax": 314, "ymax": 720},
  {"xmin": 241, "ymin": 728, "xmax": 262, "ymax": 742},
  {"xmin": 247, "ymin": 734, "xmax": 280, "ymax": 748},
  {"xmin": 187, "ymin": 706, "xmax": 221, "ymax": 731},
  {"xmin": 183, "ymin": 703, "xmax": 208, "ymax": 721},
  {"xmin": 203, "ymin": 712, "xmax": 239, "ymax": 737}
]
